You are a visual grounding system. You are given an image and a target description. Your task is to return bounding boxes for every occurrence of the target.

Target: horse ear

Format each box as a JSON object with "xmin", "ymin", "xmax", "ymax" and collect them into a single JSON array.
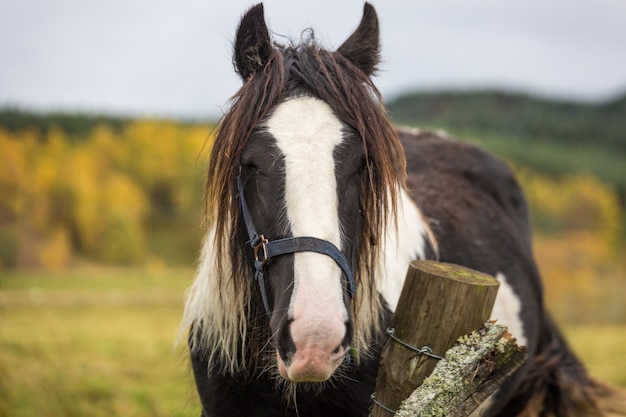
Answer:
[
  {"xmin": 337, "ymin": 3, "xmax": 380, "ymax": 76},
  {"xmin": 233, "ymin": 3, "xmax": 272, "ymax": 80}
]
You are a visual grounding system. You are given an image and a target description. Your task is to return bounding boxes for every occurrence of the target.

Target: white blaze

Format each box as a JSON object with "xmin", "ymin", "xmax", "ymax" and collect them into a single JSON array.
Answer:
[
  {"xmin": 265, "ymin": 96, "xmax": 348, "ymax": 380},
  {"xmin": 265, "ymin": 96, "xmax": 346, "ymax": 318}
]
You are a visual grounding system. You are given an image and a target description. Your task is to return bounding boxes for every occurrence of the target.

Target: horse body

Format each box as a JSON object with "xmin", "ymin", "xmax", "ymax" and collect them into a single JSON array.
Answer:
[{"xmin": 182, "ymin": 3, "xmax": 625, "ymax": 416}]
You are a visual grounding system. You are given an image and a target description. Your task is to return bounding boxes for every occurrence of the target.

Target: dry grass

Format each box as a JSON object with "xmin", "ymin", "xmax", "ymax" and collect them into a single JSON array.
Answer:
[
  {"xmin": 0, "ymin": 264, "xmax": 624, "ymax": 417},
  {"xmin": 0, "ymin": 267, "xmax": 201, "ymax": 417},
  {"xmin": 562, "ymin": 324, "xmax": 626, "ymax": 388}
]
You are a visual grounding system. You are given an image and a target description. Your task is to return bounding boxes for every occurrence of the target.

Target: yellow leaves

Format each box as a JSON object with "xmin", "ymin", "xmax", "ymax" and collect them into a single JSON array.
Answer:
[
  {"xmin": 534, "ymin": 233, "xmax": 626, "ymax": 323},
  {"xmin": 97, "ymin": 173, "xmax": 149, "ymax": 263},
  {"xmin": 56, "ymin": 145, "xmax": 149, "ymax": 263},
  {"xmin": 0, "ymin": 120, "xmax": 212, "ymax": 268},
  {"xmin": 515, "ymin": 167, "xmax": 623, "ymax": 251},
  {"xmin": 37, "ymin": 228, "xmax": 72, "ymax": 271},
  {"xmin": 121, "ymin": 121, "xmax": 212, "ymax": 216},
  {"xmin": 0, "ymin": 128, "xmax": 28, "ymax": 217},
  {"xmin": 123, "ymin": 121, "xmax": 181, "ymax": 185},
  {"xmin": 514, "ymin": 166, "xmax": 626, "ymax": 323}
]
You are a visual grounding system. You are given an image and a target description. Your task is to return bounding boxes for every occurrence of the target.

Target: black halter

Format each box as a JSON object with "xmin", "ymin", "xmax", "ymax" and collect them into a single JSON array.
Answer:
[{"xmin": 237, "ymin": 175, "xmax": 356, "ymax": 317}]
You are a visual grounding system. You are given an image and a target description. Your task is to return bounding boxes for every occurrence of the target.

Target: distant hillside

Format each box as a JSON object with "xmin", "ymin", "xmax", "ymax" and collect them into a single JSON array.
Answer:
[
  {"xmin": 2, "ymin": 91, "xmax": 625, "ymax": 198},
  {"xmin": 0, "ymin": 108, "xmax": 131, "ymax": 138},
  {"xmin": 387, "ymin": 90, "xmax": 626, "ymax": 151},
  {"xmin": 387, "ymin": 90, "xmax": 626, "ymax": 200},
  {"xmin": 0, "ymin": 108, "xmax": 208, "ymax": 139}
]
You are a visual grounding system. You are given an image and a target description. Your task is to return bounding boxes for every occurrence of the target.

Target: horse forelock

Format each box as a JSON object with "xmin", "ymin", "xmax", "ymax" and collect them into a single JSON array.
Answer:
[{"xmin": 183, "ymin": 34, "xmax": 406, "ymax": 373}]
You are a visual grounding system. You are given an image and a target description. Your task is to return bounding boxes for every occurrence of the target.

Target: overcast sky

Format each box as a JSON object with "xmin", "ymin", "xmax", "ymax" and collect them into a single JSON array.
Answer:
[{"xmin": 1, "ymin": 0, "xmax": 625, "ymax": 119}]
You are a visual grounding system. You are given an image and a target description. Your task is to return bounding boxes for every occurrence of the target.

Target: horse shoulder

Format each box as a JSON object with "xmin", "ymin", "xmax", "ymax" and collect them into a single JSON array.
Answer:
[
  {"xmin": 397, "ymin": 127, "xmax": 549, "ymax": 414},
  {"xmin": 397, "ymin": 126, "xmax": 543, "ymax": 346},
  {"xmin": 399, "ymin": 127, "xmax": 530, "ymax": 237}
]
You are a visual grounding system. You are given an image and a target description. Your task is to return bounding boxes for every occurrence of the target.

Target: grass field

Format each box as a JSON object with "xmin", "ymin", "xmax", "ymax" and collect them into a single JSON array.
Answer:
[
  {"xmin": 0, "ymin": 267, "xmax": 201, "ymax": 417},
  {"xmin": 1, "ymin": 267, "xmax": 625, "ymax": 417}
]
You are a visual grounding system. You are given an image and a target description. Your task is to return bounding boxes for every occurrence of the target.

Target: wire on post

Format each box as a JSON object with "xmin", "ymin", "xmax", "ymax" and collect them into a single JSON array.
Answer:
[{"xmin": 385, "ymin": 327, "xmax": 443, "ymax": 360}]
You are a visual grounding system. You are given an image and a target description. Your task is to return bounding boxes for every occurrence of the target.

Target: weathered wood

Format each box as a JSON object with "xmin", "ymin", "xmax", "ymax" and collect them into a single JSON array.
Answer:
[
  {"xmin": 372, "ymin": 260, "xmax": 500, "ymax": 417},
  {"xmin": 396, "ymin": 321, "xmax": 528, "ymax": 417}
]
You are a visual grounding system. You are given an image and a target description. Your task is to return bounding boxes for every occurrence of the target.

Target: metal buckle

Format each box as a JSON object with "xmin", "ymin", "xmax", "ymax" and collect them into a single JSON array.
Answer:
[{"xmin": 254, "ymin": 235, "xmax": 269, "ymax": 264}]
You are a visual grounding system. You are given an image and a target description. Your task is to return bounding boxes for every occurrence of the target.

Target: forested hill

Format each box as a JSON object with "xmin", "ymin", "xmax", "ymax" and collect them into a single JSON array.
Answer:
[
  {"xmin": 0, "ymin": 108, "xmax": 207, "ymax": 139},
  {"xmin": 387, "ymin": 90, "xmax": 625, "ymax": 151},
  {"xmin": 2, "ymin": 91, "xmax": 624, "ymax": 147},
  {"xmin": 0, "ymin": 109, "xmax": 131, "ymax": 138},
  {"xmin": 386, "ymin": 90, "xmax": 626, "ymax": 199},
  {"xmin": 1, "ymin": 92, "xmax": 624, "ymax": 268},
  {"xmin": 1, "ymin": 90, "xmax": 625, "ymax": 197}
]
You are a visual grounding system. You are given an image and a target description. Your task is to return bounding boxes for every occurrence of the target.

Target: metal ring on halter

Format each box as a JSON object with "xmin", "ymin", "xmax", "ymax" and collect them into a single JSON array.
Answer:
[{"xmin": 253, "ymin": 235, "xmax": 269, "ymax": 264}]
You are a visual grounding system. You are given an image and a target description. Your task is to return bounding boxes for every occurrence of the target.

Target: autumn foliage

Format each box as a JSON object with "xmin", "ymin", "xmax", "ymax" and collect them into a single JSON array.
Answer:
[
  {"xmin": 0, "ymin": 121, "xmax": 211, "ymax": 268},
  {"xmin": 1, "ymin": 117, "xmax": 624, "ymax": 322},
  {"xmin": 514, "ymin": 167, "xmax": 626, "ymax": 323}
]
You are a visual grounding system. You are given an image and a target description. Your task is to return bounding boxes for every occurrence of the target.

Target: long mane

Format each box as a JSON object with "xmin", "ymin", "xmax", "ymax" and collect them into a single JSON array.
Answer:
[{"xmin": 182, "ymin": 36, "xmax": 406, "ymax": 374}]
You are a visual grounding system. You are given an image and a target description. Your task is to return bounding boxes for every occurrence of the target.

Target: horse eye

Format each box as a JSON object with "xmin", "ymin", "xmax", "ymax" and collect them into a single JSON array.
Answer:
[{"xmin": 242, "ymin": 162, "xmax": 262, "ymax": 175}]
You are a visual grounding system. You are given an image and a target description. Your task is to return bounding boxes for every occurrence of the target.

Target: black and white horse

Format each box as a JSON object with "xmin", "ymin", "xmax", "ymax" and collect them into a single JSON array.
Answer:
[{"xmin": 181, "ymin": 4, "xmax": 625, "ymax": 416}]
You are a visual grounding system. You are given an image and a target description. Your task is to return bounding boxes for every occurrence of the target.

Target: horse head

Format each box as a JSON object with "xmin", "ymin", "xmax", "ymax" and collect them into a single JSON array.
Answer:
[
  {"xmin": 185, "ymin": 2, "xmax": 404, "ymax": 385},
  {"xmin": 234, "ymin": 3, "xmax": 385, "ymax": 382}
]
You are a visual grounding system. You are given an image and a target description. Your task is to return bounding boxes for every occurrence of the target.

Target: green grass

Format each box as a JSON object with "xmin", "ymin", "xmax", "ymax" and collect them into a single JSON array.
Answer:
[
  {"xmin": 562, "ymin": 324, "xmax": 626, "ymax": 388},
  {"xmin": 1, "ymin": 267, "xmax": 624, "ymax": 416},
  {"xmin": 0, "ymin": 267, "xmax": 201, "ymax": 417}
]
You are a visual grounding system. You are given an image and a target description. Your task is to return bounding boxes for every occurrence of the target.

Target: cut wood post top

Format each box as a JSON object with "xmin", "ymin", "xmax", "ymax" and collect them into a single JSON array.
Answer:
[{"xmin": 406, "ymin": 260, "xmax": 501, "ymax": 286}]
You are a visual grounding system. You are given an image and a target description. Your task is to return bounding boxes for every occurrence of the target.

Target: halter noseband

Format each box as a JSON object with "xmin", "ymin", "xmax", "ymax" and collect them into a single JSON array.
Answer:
[{"xmin": 237, "ymin": 175, "xmax": 356, "ymax": 317}]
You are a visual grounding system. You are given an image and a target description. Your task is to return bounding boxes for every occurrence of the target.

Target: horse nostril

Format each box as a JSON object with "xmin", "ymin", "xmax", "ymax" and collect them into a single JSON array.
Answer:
[
  {"xmin": 332, "ymin": 344, "xmax": 342, "ymax": 355},
  {"xmin": 277, "ymin": 318, "xmax": 296, "ymax": 364}
]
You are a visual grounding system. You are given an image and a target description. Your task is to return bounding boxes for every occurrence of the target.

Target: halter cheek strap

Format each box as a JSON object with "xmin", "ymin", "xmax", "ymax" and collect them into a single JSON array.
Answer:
[{"xmin": 237, "ymin": 175, "xmax": 356, "ymax": 317}]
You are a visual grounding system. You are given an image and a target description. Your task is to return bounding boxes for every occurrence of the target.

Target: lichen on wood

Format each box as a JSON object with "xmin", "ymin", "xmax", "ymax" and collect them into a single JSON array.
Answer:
[{"xmin": 395, "ymin": 321, "xmax": 528, "ymax": 417}]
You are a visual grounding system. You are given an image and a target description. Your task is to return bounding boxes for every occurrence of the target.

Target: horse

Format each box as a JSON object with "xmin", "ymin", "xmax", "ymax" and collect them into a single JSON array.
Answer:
[{"xmin": 181, "ymin": 3, "xmax": 626, "ymax": 416}]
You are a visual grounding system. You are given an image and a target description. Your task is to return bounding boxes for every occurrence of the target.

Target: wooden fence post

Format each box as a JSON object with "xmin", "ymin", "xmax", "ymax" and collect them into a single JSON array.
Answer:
[{"xmin": 371, "ymin": 260, "xmax": 500, "ymax": 417}]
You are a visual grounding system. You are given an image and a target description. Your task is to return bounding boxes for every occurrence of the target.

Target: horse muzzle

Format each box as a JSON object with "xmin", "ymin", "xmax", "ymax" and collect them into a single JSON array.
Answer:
[
  {"xmin": 276, "ymin": 316, "xmax": 350, "ymax": 382},
  {"xmin": 277, "ymin": 344, "xmax": 347, "ymax": 382}
]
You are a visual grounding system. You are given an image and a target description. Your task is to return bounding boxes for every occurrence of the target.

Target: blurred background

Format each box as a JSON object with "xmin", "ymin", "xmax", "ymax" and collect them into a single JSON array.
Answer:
[{"xmin": 1, "ymin": 1, "xmax": 625, "ymax": 416}]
